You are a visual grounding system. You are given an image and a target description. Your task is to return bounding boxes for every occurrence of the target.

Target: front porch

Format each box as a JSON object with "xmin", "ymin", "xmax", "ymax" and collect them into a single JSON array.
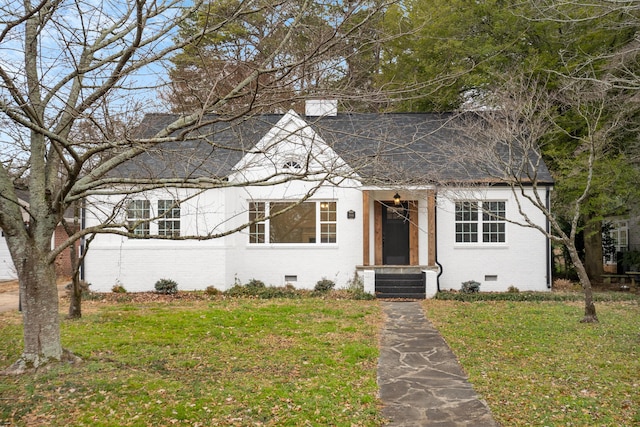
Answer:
[{"xmin": 359, "ymin": 189, "xmax": 439, "ymax": 299}]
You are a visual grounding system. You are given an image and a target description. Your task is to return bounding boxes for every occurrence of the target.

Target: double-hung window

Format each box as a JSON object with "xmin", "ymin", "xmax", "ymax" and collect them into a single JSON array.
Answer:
[
  {"xmin": 455, "ymin": 202, "xmax": 478, "ymax": 242},
  {"xmin": 127, "ymin": 200, "xmax": 150, "ymax": 236},
  {"xmin": 248, "ymin": 201, "xmax": 337, "ymax": 244},
  {"xmin": 482, "ymin": 201, "xmax": 506, "ymax": 243},
  {"xmin": 126, "ymin": 199, "xmax": 181, "ymax": 237},
  {"xmin": 320, "ymin": 201, "xmax": 337, "ymax": 243},
  {"xmin": 455, "ymin": 201, "xmax": 506, "ymax": 243},
  {"xmin": 158, "ymin": 200, "xmax": 180, "ymax": 237},
  {"xmin": 249, "ymin": 202, "xmax": 266, "ymax": 243}
]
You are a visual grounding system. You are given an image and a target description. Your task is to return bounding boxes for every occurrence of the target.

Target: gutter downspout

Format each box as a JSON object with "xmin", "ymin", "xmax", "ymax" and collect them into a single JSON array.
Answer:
[
  {"xmin": 546, "ymin": 187, "xmax": 552, "ymax": 289},
  {"xmin": 80, "ymin": 201, "xmax": 86, "ymax": 282},
  {"xmin": 435, "ymin": 192, "xmax": 442, "ymax": 292}
]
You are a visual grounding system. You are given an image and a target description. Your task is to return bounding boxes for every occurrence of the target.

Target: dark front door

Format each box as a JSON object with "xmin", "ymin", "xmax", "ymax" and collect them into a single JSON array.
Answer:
[{"xmin": 382, "ymin": 203, "xmax": 410, "ymax": 265}]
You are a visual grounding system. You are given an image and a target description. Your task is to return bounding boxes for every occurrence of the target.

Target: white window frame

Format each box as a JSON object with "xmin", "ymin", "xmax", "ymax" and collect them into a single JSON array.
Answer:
[
  {"xmin": 249, "ymin": 202, "xmax": 266, "ymax": 244},
  {"xmin": 319, "ymin": 201, "xmax": 337, "ymax": 243},
  {"xmin": 126, "ymin": 200, "xmax": 150, "ymax": 236},
  {"xmin": 481, "ymin": 201, "xmax": 506, "ymax": 243},
  {"xmin": 158, "ymin": 200, "xmax": 181, "ymax": 237},
  {"xmin": 455, "ymin": 200, "xmax": 506, "ymax": 244},
  {"xmin": 248, "ymin": 201, "xmax": 337, "ymax": 245},
  {"xmin": 126, "ymin": 198, "xmax": 183, "ymax": 237},
  {"xmin": 455, "ymin": 201, "xmax": 478, "ymax": 243}
]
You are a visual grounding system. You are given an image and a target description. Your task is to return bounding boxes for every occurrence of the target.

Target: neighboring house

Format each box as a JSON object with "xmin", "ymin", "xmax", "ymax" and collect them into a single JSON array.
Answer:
[
  {"xmin": 0, "ymin": 192, "xmax": 30, "ymax": 281},
  {"xmin": 83, "ymin": 101, "xmax": 555, "ymax": 297},
  {"xmin": 604, "ymin": 214, "xmax": 640, "ymax": 273},
  {"xmin": 0, "ymin": 230, "xmax": 16, "ymax": 281},
  {"xmin": 0, "ymin": 191, "xmax": 79, "ymax": 281}
]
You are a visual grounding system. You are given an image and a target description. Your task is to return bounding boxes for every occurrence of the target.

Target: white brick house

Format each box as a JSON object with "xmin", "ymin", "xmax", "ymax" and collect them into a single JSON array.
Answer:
[{"xmin": 82, "ymin": 106, "xmax": 554, "ymax": 297}]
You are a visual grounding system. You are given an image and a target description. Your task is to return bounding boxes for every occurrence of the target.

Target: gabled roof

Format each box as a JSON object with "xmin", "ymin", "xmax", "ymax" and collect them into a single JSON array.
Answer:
[
  {"xmin": 230, "ymin": 110, "xmax": 354, "ymax": 182},
  {"xmin": 112, "ymin": 111, "xmax": 554, "ymax": 186}
]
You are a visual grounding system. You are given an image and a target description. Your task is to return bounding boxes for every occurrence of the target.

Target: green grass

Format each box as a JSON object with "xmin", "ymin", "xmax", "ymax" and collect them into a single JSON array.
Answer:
[
  {"xmin": 3, "ymin": 294, "xmax": 639, "ymax": 426},
  {"xmin": 0, "ymin": 299, "xmax": 383, "ymax": 426},
  {"xmin": 424, "ymin": 299, "xmax": 640, "ymax": 426}
]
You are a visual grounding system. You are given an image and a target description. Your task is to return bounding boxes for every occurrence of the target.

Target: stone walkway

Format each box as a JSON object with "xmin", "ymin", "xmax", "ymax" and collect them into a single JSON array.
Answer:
[{"xmin": 378, "ymin": 301, "xmax": 498, "ymax": 426}]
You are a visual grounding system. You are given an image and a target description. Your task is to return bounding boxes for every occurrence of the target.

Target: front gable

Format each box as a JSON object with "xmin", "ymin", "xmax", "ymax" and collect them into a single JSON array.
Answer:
[{"xmin": 229, "ymin": 110, "xmax": 357, "ymax": 184}]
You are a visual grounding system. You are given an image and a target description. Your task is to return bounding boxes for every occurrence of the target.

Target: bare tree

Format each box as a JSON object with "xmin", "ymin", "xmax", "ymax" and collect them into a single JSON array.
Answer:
[
  {"xmin": 455, "ymin": 75, "xmax": 624, "ymax": 323},
  {"xmin": 0, "ymin": 0, "xmax": 392, "ymax": 374},
  {"xmin": 529, "ymin": 0, "xmax": 640, "ymax": 89},
  {"xmin": 61, "ymin": 200, "xmax": 96, "ymax": 319}
]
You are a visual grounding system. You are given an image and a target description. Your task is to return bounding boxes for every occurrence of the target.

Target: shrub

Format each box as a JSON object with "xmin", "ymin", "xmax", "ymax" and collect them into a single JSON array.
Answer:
[
  {"xmin": 224, "ymin": 284, "xmax": 252, "ymax": 297},
  {"xmin": 346, "ymin": 272, "xmax": 364, "ymax": 292},
  {"xmin": 66, "ymin": 280, "xmax": 91, "ymax": 297},
  {"xmin": 155, "ymin": 278, "xmax": 178, "ymax": 295},
  {"xmin": 344, "ymin": 272, "xmax": 374, "ymax": 300},
  {"xmin": 224, "ymin": 284, "xmax": 303, "ymax": 299},
  {"xmin": 622, "ymin": 250, "xmax": 640, "ymax": 270},
  {"xmin": 435, "ymin": 290, "xmax": 640, "ymax": 302},
  {"xmin": 256, "ymin": 286, "xmax": 302, "ymax": 299},
  {"xmin": 461, "ymin": 280, "xmax": 480, "ymax": 293},
  {"xmin": 205, "ymin": 286, "xmax": 221, "ymax": 296},
  {"xmin": 507, "ymin": 286, "xmax": 520, "ymax": 293},
  {"xmin": 553, "ymin": 278, "xmax": 579, "ymax": 292},
  {"xmin": 345, "ymin": 289, "xmax": 375, "ymax": 300},
  {"xmin": 112, "ymin": 284, "xmax": 127, "ymax": 293},
  {"xmin": 245, "ymin": 278, "xmax": 266, "ymax": 289},
  {"xmin": 314, "ymin": 278, "xmax": 335, "ymax": 292}
]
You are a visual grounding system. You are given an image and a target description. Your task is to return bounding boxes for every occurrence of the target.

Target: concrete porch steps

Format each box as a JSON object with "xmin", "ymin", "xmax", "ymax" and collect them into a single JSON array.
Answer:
[{"xmin": 375, "ymin": 273, "xmax": 426, "ymax": 299}]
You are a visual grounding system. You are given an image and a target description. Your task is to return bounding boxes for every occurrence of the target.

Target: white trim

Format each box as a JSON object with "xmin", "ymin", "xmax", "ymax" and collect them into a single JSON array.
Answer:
[
  {"xmin": 247, "ymin": 200, "xmax": 338, "ymax": 245},
  {"xmin": 453, "ymin": 200, "xmax": 508, "ymax": 245}
]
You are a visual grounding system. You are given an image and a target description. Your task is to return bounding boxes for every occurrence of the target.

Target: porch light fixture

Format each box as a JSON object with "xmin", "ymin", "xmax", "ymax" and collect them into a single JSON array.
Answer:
[{"xmin": 393, "ymin": 193, "xmax": 401, "ymax": 206}]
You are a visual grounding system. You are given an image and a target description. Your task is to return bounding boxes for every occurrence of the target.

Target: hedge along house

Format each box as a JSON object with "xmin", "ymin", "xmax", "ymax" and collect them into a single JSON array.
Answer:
[{"xmin": 82, "ymin": 101, "xmax": 555, "ymax": 297}]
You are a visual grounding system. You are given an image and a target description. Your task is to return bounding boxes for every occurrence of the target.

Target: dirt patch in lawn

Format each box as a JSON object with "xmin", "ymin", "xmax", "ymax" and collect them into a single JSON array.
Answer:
[
  {"xmin": 0, "ymin": 278, "xmax": 73, "ymax": 294},
  {"xmin": 0, "ymin": 280, "xmax": 19, "ymax": 293}
]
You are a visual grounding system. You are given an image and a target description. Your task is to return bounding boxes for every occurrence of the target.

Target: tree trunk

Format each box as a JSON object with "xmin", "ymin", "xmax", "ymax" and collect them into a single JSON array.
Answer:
[
  {"xmin": 584, "ymin": 217, "xmax": 603, "ymax": 284},
  {"xmin": 3, "ymin": 247, "xmax": 63, "ymax": 374},
  {"xmin": 2, "ymin": 242, "xmax": 79, "ymax": 374},
  {"xmin": 68, "ymin": 260, "xmax": 82, "ymax": 319},
  {"xmin": 566, "ymin": 240, "xmax": 599, "ymax": 323}
]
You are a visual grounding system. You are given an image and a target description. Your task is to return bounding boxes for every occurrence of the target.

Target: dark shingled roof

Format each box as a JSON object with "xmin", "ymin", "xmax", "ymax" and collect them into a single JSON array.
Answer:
[{"xmin": 112, "ymin": 112, "xmax": 554, "ymax": 186}]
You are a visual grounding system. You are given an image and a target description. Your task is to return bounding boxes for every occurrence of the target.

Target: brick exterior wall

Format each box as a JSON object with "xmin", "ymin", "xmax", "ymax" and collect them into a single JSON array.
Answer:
[{"xmin": 54, "ymin": 224, "xmax": 80, "ymax": 278}]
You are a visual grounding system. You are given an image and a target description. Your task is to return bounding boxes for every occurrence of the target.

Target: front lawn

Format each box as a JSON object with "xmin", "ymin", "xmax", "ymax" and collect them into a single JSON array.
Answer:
[
  {"xmin": 424, "ymin": 299, "xmax": 640, "ymax": 426},
  {"xmin": 3, "ymin": 293, "xmax": 638, "ymax": 426},
  {"xmin": 0, "ymin": 298, "xmax": 383, "ymax": 426}
]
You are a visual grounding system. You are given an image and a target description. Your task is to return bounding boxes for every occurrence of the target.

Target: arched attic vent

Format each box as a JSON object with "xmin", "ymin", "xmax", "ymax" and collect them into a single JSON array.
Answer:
[{"xmin": 283, "ymin": 159, "xmax": 302, "ymax": 169}]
